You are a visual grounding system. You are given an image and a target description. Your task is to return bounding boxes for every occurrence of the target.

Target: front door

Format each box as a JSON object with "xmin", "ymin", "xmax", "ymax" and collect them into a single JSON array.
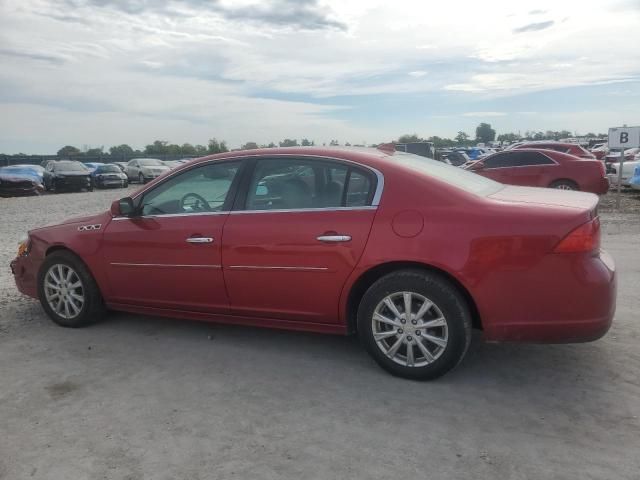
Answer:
[
  {"xmin": 102, "ymin": 160, "xmax": 242, "ymax": 313},
  {"xmin": 222, "ymin": 157, "xmax": 379, "ymax": 324}
]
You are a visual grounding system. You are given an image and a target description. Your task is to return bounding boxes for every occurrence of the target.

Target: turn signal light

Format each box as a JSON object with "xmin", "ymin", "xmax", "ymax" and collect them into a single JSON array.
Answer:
[{"xmin": 553, "ymin": 218, "xmax": 600, "ymax": 254}]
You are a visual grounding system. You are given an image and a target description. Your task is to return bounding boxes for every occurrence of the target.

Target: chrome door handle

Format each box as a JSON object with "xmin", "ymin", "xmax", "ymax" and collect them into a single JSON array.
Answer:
[
  {"xmin": 317, "ymin": 235, "xmax": 351, "ymax": 243},
  {"xmin": 186, "ymin": 237, "xmax": 214, "ymax": 244}
]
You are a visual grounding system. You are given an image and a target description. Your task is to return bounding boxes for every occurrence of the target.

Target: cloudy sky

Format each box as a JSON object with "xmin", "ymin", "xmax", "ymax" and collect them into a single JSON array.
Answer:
[{"xmin": 0, "ymin": 0, "xmax": 639, "ymax": 153}]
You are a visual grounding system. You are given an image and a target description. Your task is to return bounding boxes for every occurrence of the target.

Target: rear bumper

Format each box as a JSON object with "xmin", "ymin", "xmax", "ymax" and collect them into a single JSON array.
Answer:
[{"xmin": 480, "ymin": 250, "xmax": 616, "ymax": 343}]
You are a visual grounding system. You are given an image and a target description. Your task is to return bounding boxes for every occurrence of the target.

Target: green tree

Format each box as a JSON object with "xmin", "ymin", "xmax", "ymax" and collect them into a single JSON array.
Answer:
[
  {"xmin": 301, "ymin": 138, "xmax": 314, "ymax": 146},
  {"xmin": 279, "ymin": 139, "xmax": 299, "ymax": 147},
  {"xmin": 475, "ymin": 123, "xmax": 496, "ymax": 143},
  {"xmin": 242, "ymin": 142, "xmax": 259, "ymax": 150},
  {"xmin": 207, "ymin": 138, "xmax": 228, "ymax": 154},
  {"xmin": 180, "ymin": 143, "xmax": 197, "ymax": 155},
  {"xmin": 455, "ymin": 131, "xmax": 470, "ymax": 144},
  {"xmin": 497, "ymin": 133, "xmax": 520, "ymax": 143},
  {"xmin": 266, "ymin": 142, "xmax": 277, "ymax": 148},
  {"xmin": 329, "ymin": 139, "xmax": 339, "ymax": 146},
  {"xmin": 194, "ymin": 145, "xmax": 208, "ymax": 155},
  {"xmin": 85, "ymin": 147, "xmax": 104, "ymax": 156},
  {"xmin": 397, "ymin": 134, "xmax": 423, "ymax": 143},
  {"xmin": 57, "ymin": 145, "xmax": 81, "ymax": 157},
  {"xmin": 109, "ymin": 144, "xmax": 134, "ymax": 157},
  {"xmin": 145, "ymin": 140, "xmax": 169, "ymax": 155}
]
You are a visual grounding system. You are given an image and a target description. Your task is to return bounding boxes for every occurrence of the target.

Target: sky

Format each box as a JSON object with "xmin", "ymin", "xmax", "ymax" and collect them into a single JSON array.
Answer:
[{"xmin": 0, "ymin": 0, "xmax": 639, "ymax": 153}]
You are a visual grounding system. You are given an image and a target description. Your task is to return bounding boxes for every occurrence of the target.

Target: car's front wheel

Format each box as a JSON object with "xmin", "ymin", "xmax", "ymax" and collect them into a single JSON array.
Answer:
[
  {"xmin": 138, "ymin": 173, "xmax": 145, "ymax": 184},
  {"xmin": 357, "ymin": 269, "xmax": 472, "ymax": 380},
  {"xmin": 37, "ymin": 251, "xmax": 105, "ymax": 328}
]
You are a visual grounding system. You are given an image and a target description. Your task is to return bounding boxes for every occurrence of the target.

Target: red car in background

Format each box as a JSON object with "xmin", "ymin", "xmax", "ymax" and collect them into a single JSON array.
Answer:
[
  {"xmin": 465, "ymin": 149, "xmax": 609, "ymax": 194},
  {"xmin": 512, "ymin": 142, "xmax": 596, "ymax": 159},
  {"xmin": 11, "ymin": 147, "xmax": 616, "ymax": 380}
]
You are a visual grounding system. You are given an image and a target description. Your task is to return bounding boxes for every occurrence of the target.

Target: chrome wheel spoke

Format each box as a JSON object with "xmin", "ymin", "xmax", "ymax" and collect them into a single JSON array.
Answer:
[
  {"xmin": 374, "ymin": 330, "xmax": 399, "ymax": 341},
  {"xmin": 422, "ymin": 333, "xmax": 447, "ymax": 348},
  {"xmin": 386, "ymin": 336, "xmax": 404, "ymax": 358},
  {"xmin": 46, "ymin": 281, "xmax": 60, "ymax": 291},
  {"xmin": 403, "ymin": 292, "xmax": 413, "ymax": 318},
  {"xmin": 406, "ymin": 342, "xmax": 415, "ymax": 367},
  {"xmin": 69, "ymin": 292, "xmax": 84, "ymax": 303},
  {"xmin": 383, "ymin": 297, "xmax": 402, "ymax": 319},
  {"xmin": 69, "ymin": 281, "xmax": 82, "ymax": 290},
  {"xmin": 415, "ymin": 337, "xmax": 435, "ymax": 362},
  {"xmin": 418, "ymin": 317, "xmax": 447, "ymax": 329},
  {"xmin": 68, "ymin": 298, "xmax": 81, "ymax": 315},
  {"xmin": 45, "ymin": 264, "xmax": 84, "ymax": 319},
  {"xmin": 415, "ymin": 300, "xmax": 433, "ymax": 321},
  {"xmin": 373, "ymin": 312, "xmax": 400, "ymax": 328}
]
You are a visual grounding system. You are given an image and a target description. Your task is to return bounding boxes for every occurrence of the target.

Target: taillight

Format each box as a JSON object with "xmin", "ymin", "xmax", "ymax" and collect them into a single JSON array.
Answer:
[{"xmin": 553, "ymin": 218, "xmax": 600, "ymax": 254}]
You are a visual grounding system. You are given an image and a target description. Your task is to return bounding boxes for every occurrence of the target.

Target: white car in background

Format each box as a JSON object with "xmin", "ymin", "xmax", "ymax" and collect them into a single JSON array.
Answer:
[
  {"xmin": 125, "ymin": 158, "xmax": 170, "ymax": 183},
  {"xmin": 607, "ymin": 152, "xmax": 640, "ymax": 187}
]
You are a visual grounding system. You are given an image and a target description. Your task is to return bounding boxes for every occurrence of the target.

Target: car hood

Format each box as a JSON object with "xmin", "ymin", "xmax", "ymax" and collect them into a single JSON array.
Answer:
[
  {"xmin": 30, "ymin": 210, "xmax": 112, "ymax": 233},
  {"xmin": 53, "ymin": 171, "xmax": 89, "ymax": 176},
  {"xmin": 488, "ymin": 185, "xmax": 599, "ymax": 211}
]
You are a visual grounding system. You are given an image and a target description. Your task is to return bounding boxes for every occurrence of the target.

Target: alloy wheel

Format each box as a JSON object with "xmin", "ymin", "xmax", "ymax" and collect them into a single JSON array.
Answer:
[
  {"xmin": 371, "ymin": 291, "xmax": 448, "ymax": 367},
  {"xmin": 44, "ymin": 264, "xmax": 84, "ymax": 319}
]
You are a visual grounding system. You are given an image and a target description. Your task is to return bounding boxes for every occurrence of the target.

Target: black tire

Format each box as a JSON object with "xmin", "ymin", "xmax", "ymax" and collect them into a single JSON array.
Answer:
[
  {"xmin": 549, "ymin": 179, "xmax": 579, "ymax": 191},
  {"xmin": 123, "ymin": 180, "xmax": 128, "ymax": 188},
  {"xmin": 357, "ymin": 269, "xmax": 472, "ymax": 380},
  {"xmin": 87, "ymin": 186, "xmax": 94, "ymax": 192},
  {"xmin": 37, "ymin": 251, "xmax": 105, "ymax": 328},
  {"xmin": 138, "ymin": 173, "xmax": 145, "ymax": 184}
]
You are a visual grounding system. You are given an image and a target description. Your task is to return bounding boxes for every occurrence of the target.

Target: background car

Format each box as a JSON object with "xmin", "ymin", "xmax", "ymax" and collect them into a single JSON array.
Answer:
[
  {"xmin": 512, "ymin": 141, "xmax": 596, "ymax": 159},
  {"xmin": 607, "ymin": 155, "xmax": 640, "ymax": 187},
  {"xmin": 590, "ymin": 143, "xmax": 609, "ymax": 160},
  {"xmin": 464, "ymin": 149, "xmax": 608, "ymax": 194},
  {"xmin": 43, "ymin": 160, "xmax": 92, "ymax": 192},
  {"xmin": 113, "ymin": 162, "xmax": 128, "ymax": 172},
  {"xmin": 0, "ymin": 170, "xmax": 44, "ymax": 197},
  {"xmin": 163, "ymin": 160, "xmax": 188, "ymax": 169},
  {"xmin": 604, "ymin": 147, "xmax": 640, "ymax": 165},
  {"xmin": 91, "ymin": 163, "xmax": 129, "ymax": 188},
  {"xmin": 84, "ymin": 162, "xmax": 104, "ymax": 173},
  {"xmin": 11, "ymin": 147, "xmax": 615, "ymax": 381},
  {"xmin": 629, "ymin": 165, "xmax": 640, "ymax": 191},
  {"xmin": 125, "ymin": 158, "xmax": 170, "ymax": 183},
  {"xmin": 0, "ymin": 164, "xmax": 44, "ymax": 185}
]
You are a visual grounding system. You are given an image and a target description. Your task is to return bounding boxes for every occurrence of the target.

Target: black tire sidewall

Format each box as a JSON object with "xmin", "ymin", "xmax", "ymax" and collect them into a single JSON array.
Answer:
[
  {"xmin": 357, "ymin": 270, "xmax": 471, "ymax": 380},
  {"xmin": 37, "ymin": 252, "xmax": 103, "ymax": 328}
]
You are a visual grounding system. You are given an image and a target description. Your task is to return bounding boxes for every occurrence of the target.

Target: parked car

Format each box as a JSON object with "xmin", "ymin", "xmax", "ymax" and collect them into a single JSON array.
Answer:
[
  {"xmin": 628, "ymin": 164, "xmax": 640, "ymax": 190},
  {"xmin": 590, "ymin": 143, "xmax": 609, "ymax": 160},
  {"xmin": 441, "ymin": 151, "xmax": 470, "ymax": 166},
  {"xmin": 0, "ymin": 164, "xmax": 44, "ymax": 185},
  {"xmin": 11, "ymin": 147, "xmax": 616, "ymax": 380},
  {"xmin": 84, "ymin": 162, "xmax": 104, "ymax": 173},
  {"xmin": 91, "ymin": 163, "xmax": 129, "ymax": 189},
  {"xmin": 43, "ymin": 160, "xmax": 92, "ymax": 192},
  {"xmin": 607, "ymin": 156, "xmax": 640, "ymax": 187},
  {"xmin": 163, "ymin": 160, "xmax": 187, "ymax": 169},
  {"xmin": 0, "ymin": 171, "xmax": 44, "ymax": 197},
  {"xmin": 464, "ymin": 149, "xmax": 609, "ymax": 194},
  {"xmin": 125, "ymin": 158, "xmax": 170, "ymax": 183},
  {"xmin": 113, "ymin": 162, "xmax": 128, "ymax": 172},
  {"xmin": 604, "ymin": 147, "xmax": 640, "ymax": 165},
  {"xmin": 513, "ymin": 142, "xmax": 596, "ymax": 159}
]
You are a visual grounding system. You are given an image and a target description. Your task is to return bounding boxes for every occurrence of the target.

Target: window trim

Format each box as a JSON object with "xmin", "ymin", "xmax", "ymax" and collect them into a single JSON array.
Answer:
[{"xmin": 233, "ymin": 156, "xmax": 379, "ymax": 213}]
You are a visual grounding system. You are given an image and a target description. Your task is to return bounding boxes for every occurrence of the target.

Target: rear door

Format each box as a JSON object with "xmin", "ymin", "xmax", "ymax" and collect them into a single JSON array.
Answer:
[
  {"xmin": 481, "ymin": 151, "xmax": 551, "ymax": 186},
  {"xmin": 221, "ymin": 157, "xmax": 380, "ymax": 324}
]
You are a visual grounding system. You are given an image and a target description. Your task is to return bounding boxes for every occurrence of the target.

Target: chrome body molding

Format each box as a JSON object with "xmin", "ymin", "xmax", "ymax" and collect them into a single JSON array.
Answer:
[
  {"xmin": 227, "ymin": 265, "xmax": 329, "ymax": 271},
  {"xmin": 110, "ymin": 263, "xmax": 222, "ymax": 269}
]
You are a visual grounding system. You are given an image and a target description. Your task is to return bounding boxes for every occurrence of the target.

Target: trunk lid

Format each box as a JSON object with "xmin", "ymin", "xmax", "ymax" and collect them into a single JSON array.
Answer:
[{"xmin": 488, "ymin": 186, "xmax": 599, "ymax": 212}]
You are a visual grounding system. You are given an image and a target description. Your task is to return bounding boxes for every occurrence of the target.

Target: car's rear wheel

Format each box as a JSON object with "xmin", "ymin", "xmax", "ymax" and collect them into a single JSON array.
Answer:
[
  {"xmin": 549, "ymin": 179, "xmax": 579, "ymax": 191},
  {"xmin": 357, "ymin": 269, "xmax": 472, "ymax": 380},
  {"xmin": 37, "ymin": 251, "xmax": 105, "ymax": 328}
]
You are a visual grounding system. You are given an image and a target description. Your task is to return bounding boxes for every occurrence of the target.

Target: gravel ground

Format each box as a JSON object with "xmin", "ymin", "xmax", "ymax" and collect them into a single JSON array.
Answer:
[{"xmin": 0, "ymin": 187, "xmax": 639, "ymax": 480}]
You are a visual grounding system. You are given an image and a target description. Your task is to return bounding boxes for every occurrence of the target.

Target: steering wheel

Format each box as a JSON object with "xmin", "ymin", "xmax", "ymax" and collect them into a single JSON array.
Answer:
[{"xmin": 180, "ymin": 193, "xmax": 211, "ymax": 212}]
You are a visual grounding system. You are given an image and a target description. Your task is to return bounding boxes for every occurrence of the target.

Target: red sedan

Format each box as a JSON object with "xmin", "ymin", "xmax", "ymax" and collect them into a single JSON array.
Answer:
[
  {"xmin": 512, "ymin": 142, "xmax": 596, "ymax": 159},
  {"xmin": 11, "ymin": 147, "xmax": 616, "ymax": 380},
  {"xmin": 465, "ymin": 149, "xmax": 609, "ymax": 194}
]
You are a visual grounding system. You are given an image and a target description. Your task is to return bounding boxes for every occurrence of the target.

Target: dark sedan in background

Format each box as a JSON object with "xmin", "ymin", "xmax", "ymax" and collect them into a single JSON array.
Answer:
[
  {"xmin": 91, "ymin": 163, "xmax": 128, "ymax": 189},
  {"xmin": 43, "ymin": 160, "xmax": 92, "ymax": 192}
]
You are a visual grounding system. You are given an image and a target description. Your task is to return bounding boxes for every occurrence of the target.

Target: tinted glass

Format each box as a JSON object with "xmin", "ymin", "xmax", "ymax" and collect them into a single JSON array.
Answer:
[
  {"xmin": 141, "ymin": 161, "xmax": 240, "ymax": 216},
  {"xmin": 54, "ymin": 162, "xmax": 88, "ymax": 172},
  {"xmin": 483, "ymin": 152, "xmax": 553, "ymax": 168},
  {"xmin": 138, "ymin": 159, "xmax": 164, "ymax": 166},
  {"xmin": 246, "ymin": 159, "xmax": 366, "ymax": 210}
]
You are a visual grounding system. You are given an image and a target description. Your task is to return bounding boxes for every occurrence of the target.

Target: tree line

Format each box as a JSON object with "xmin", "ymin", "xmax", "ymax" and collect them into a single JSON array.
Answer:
[{"xmin": 3, "ymin": 123, "xmax": 609, "ymax": 157}]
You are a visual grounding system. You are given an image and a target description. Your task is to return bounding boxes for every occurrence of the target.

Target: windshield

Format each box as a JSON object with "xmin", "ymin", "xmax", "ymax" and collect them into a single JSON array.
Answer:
[
  {"xmin": 393, "ymin": 152, "xmax": 502, "ymax": 196},
  {"xmin": 138, "ymin": 159, "xmax": 164, "ymax": 166},
  {"xmin": 55, "ymin": 162, "xmax": 88, "ymax": 172},
  {"xmin": 98, "ymin": 165, "xmax": 122, "ymax": 173}
]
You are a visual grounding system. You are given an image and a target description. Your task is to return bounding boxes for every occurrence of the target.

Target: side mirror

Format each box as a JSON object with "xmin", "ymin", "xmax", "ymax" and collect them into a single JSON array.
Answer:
[{"xmin": 112, "ymin": 197, "xmax": 136, "ymax": 217}]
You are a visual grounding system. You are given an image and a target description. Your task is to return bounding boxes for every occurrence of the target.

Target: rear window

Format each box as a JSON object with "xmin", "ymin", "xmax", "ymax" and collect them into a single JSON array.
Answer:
[{"xmin": 393, "ymin": 152, "xmax": 502, "ymax": 196}]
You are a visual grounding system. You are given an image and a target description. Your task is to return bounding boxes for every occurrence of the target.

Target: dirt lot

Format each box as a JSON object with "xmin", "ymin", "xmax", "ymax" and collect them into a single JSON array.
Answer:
[{"xmin": 1, "ymin": 189, "xmax": 639, "ymax": 480}]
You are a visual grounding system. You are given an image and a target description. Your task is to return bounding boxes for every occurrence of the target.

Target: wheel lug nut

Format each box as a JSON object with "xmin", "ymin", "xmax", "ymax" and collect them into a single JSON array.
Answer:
[
  {"xmin": 398, "ymin": 329, "xmax": 403, "ymax": 334},
  {"xmin": 407, "ymin": 336, "xmax": 413, "ymax": 341},
  {"xmin": 400, "ymin": 319, "xmax": 406, "ymax": 324},
  {"xmin": 416, "ymin": 330, "xmax": 421, "ymax": 336},
  {"xmin": 411, "ymin": 320, "xmax": 417, "ymax": 325}
]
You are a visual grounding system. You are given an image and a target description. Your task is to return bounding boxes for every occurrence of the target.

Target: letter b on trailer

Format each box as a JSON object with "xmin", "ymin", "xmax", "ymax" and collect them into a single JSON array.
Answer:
[{"xmin": 608, "ymin": 127, "xmax": 640, "ymax": 149}]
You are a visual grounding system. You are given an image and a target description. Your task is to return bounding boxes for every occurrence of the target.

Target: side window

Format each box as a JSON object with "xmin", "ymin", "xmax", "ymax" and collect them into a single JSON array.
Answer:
[
  {"xmin": 346, "ymin": 170, "xmax": 372, "ymax": 207},
  {"xmin": 484, "ymin": 153, "xmax": 518, "ymax": 168},
  {"xmin": 520, "ymin": 152, "xmax": 555, "ymax": 165},
  {"xmin": 141, "ymin": 161, "xmax": 240, "ymax": 216}
]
